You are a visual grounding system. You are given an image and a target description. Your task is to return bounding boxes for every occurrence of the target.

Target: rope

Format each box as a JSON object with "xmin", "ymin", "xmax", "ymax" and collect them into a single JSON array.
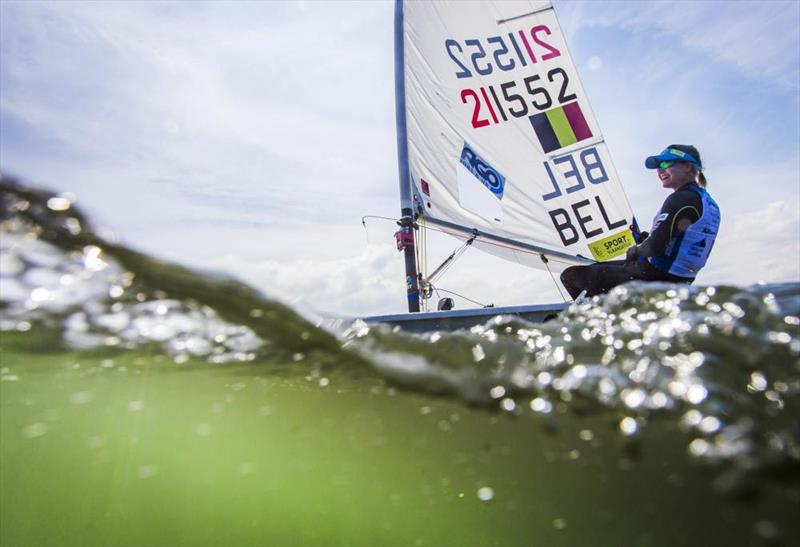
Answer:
[
  {"xmin": 415, "ymin": 215, "xmax": 428, "ymax": 311},
  {"xmin": 540, "ymin": 254, "xmax": 569, "ymax": 303},
  {"xmin": 430, "ymin": 286, "xmax": 491, "ymax": 308}
]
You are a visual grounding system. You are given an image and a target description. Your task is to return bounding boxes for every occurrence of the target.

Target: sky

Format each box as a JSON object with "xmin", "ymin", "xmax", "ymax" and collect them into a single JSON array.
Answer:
[{"xmin": 1, "ymin": 0, "xmax": 798, "ymax": 318}]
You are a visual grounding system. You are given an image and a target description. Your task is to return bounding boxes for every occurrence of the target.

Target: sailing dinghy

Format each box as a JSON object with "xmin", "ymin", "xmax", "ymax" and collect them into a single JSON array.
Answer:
[{"xmin": 366, "ymin": 0, "xmax": 638, "ymax": 331}]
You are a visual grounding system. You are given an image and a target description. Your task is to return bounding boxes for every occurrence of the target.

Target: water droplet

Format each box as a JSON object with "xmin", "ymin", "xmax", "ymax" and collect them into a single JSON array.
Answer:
[
  {"xmin": 239, "ymin": 462, "xmax": 255, "ymax": 475},
  {"xmin": 69, "ymin": 391, "xmax": 92, "ymax": 405},
  {"xmin": 22, "ymin": 423, "xmax": 48, "ymax": 438},
  {"xmin": 698, "ymin": 416, "xmax": 721, "ymax": 434},
  {"xmin": 137, "ymin": 465, "xmax": 158, "ymax": 479},
  {"xmin": 680, "ymin": 409, "xmax": 703, "ymax": 429},
  {"xmin": 500, "ymin": 398, "xmax": 516, "ymax": 412},
  {"xmin": 46, "ymin": 197, "xmax": 71, "ymax": 211},
  {"xmin": 536, "ymin": 372, "xmax": 553, "ymax": 386},
  {"xmin": 196, "ymin": 423, "xmax": 211, "ymax": 436},
  {"xmin": 619, "ymin": 417, "xmax": 638, "ymax": 436},
  {"xmin": 530, "ymin": 398, "xmax": 552, "ymax": 414},
  {"xmin": 568, "ymin": 449, "xmax": 581, "ymax": 460},
  {"xmin": 86, "ymin": 435, "xmax": 104, "ymax": 449},
  {"xmin": 258, "ymin": 405, "xmax": 273, "ymax": 416},
  {"xmin": 472, "ymin": 344, "xmax": 485, "ymax": 362},
  {"xmin": 767, "ymin": 331, "xmax": 791, "ymax": 344},
  {"xmin": 292, "ymin": 353, "xmax": 305, "ymax": 362},
  {"xmin": 748, "ymin": 372, "xmax": 768, "ymax": 392},
  {"xmin": 688, "ymin": 438, "xmax": 711, "ymax": 457},
  {"xmin": 553, "ymin": 518, "xmax": 567, "ymax": 530},
  {"xmin": 420, "ymin": 406, "xmax": 433, "ymax": 415},
  {"xmin": 319, "ymin": 377, "xmax": 329, "ymax": 387},
  {"xmin": 489, "ymin": 385, "xmax": 506, "ymax": 399},
  {"xmin": 622, "ymin": 388, "xmax": 646, "ymax": 409},
  {"xmin": 686, "ymin": 384, "xmax": 708, "ymax": 404},
  {"xmin": 477, "ymin": 486, "xmax": 494, "ymax": 502},
  {"xmin": 754, "ymin": 520, "xmax": 780, "ymax": 540},
  {"xmin": 579, "ymin": 429, "xmax": 594, "ymax": 441},
  {"xmin": 128, "ymin": 400, "xmax": 144, "ymax": 412},
  {"xmin": 650, "ymin": 391, "xmax": 669, "ymax": 408}
]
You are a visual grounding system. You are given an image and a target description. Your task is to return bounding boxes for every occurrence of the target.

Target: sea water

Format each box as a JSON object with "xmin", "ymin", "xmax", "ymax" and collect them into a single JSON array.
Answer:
[{"xmin": 1, "ymin": 176, "xmax": 799, "ymax": 547}]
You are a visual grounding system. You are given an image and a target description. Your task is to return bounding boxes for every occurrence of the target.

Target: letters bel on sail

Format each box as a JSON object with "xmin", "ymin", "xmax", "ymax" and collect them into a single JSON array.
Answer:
[{"xmin": 401, "ymin": 0, "xmax": 636, "ymax": 269}]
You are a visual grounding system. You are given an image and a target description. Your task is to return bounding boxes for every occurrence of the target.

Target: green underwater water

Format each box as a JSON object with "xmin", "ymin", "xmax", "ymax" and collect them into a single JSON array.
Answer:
[
  {"xmin": 1, "ymin": 176, "xmax": 799, "ymax": 546},
  {"xmin": 2, "ymin": 335, "xmax": 797, "ymax": 547}
]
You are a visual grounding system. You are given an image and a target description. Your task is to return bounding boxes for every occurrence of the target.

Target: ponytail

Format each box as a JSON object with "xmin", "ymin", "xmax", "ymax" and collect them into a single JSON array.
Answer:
[{"xmin": 697, "ymin": 171, "xmax": 707, "ymax": 188}]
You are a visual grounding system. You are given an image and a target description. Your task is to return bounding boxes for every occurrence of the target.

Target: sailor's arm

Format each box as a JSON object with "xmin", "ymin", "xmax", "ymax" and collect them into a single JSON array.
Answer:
[{"xmin": 626, "ymin": 191, "xmax": 701, "ymax": 261}]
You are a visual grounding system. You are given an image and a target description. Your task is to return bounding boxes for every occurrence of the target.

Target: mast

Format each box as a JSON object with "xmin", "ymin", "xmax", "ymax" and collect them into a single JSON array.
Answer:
[{"xmin": 393, "ymin": 0, "xmax": 420, "ymax": 312}]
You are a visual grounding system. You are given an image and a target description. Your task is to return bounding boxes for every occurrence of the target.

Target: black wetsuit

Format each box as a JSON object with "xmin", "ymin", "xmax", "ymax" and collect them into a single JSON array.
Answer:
[{"xmin": 560, "ymin": 183, "xmax": 703, "ymax": 299}]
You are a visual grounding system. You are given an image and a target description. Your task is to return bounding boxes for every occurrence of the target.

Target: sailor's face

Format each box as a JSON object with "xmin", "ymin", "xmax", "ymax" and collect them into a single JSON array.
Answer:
[{"xmin": 657, "ymin": 161, "xmax": 694, "ymax": 190}]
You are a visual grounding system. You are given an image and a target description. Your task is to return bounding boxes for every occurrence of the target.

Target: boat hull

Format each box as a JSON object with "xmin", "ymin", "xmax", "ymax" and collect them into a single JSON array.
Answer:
[{"xmin": 363, "ymin": 303, "xmax": 569, "ymax": 332}]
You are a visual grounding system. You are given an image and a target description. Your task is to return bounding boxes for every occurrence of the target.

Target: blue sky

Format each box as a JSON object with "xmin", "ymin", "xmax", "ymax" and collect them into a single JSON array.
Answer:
[{"xmin": 1, "ymin": 0, "xmax": 798, "ymax": 316}]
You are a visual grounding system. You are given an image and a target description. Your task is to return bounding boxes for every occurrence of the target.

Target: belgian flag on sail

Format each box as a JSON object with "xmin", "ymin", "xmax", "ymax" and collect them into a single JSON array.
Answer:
[{"xmin": 530, "ymin": 102, "xmax": 592, "ymax": 153}]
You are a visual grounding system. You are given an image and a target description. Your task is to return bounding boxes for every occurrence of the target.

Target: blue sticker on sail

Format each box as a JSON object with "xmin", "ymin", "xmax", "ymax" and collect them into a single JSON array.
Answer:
[{"xmin": 459, "ymin": 143, "xmax": 505, "ymax": 198}]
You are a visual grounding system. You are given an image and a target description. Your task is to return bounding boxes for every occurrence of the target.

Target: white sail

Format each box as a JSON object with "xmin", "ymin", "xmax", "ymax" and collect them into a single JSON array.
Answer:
[{"xmin": 400, "ymin": 0, "xmax": 637, "ymax": 271}]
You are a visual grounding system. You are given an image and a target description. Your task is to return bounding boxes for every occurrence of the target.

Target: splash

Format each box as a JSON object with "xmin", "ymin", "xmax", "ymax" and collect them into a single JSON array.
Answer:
[
  {"xmin": 0, "ymin": 175, "xmax": 350, "ymax": 366},
  {"xmin": 344, "ymin": 282, "xmax": 800, "ymax": 487}
]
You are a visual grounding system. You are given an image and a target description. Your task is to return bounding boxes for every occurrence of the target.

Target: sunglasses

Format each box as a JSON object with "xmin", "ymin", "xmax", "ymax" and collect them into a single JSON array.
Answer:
[{"xmin": 658, "ymin": 160, "xmax": 677, "ymax": 169}]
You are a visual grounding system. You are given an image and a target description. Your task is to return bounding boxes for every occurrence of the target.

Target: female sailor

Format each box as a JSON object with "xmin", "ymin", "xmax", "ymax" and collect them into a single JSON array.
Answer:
[{"xmin": 560, "ymin": 144, "xmax": 721, "ymax": 300}]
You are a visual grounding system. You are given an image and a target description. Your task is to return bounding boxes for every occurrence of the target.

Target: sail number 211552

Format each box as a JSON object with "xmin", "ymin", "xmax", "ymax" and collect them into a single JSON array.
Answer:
[
  {"xmin": 460, "ymin": 68, "xmax": 575, "ymax": 129},
  {"xmin": 445, "ymin": 25, "xmax": 561, "ymax": 79}
]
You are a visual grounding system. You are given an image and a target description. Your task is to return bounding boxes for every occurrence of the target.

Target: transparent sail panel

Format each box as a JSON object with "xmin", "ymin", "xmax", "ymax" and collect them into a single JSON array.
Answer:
[{"xmin": 403, "ymin": 0, "xmax": 636, "ymax": 268}]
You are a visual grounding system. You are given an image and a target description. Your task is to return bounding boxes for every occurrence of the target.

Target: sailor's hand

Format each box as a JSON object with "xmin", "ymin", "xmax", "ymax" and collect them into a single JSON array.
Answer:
[{"xmin": 625, "ymin": 245, "xmax": 639, "ymax": 263}]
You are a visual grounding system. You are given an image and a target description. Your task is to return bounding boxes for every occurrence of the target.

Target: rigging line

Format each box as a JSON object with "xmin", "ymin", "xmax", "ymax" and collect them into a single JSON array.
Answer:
[
  {"xmin": 361, "ymin": 215, "xmax": 399, "ymax": 227},
  {"xmin": 540, "ymin": 254, "xmax": 569, "ymax": 303},
  {"xmin": 432, "ymin": 241, "xmax": 473, "ymax": 283},
  {"xmin": 425, "ymin": 235, "xmax": 476, "ymax": 285},
  {"xmin": 431, "ymin": 286, "xmax": 492, "ymax": 308},
  {"xmin": 361, "ymin": 215, "xmax": 401, "ymax": 243}
]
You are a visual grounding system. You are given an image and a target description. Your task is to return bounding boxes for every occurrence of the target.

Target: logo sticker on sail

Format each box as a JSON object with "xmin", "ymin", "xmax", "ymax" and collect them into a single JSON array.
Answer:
[
  {"xmin": 587, "ymin": 228, "xmax": 635, "ymax": 261},
  {"xmin": 530, "ymin": 102, "xmax": 593, "ymax": 153},
  {"xmin": 459, "ymin": 143, "xmax": 505, "ymax": 198}
]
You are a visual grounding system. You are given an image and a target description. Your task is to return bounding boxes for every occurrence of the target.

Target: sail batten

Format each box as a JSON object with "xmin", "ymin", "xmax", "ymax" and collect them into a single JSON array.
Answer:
[{"xmin": 401, "ymin": 0, "xmax": 637, "ymax": 272}]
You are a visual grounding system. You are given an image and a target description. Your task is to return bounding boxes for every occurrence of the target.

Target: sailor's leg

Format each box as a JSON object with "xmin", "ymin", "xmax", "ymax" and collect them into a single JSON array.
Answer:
[{"xmin": 561, "ymin": 261, "xmax": 635, "ymax": 299}]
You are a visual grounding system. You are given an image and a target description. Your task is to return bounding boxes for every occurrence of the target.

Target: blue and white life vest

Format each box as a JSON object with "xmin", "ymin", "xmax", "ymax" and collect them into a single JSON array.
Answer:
[{"xmin": 650, "ymin": 185, "xmax": 720, "ymax": 278}]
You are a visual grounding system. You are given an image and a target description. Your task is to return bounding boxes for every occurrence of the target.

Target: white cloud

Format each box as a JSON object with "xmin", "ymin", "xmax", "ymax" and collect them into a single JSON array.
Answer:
[{"xmin": 701, "ymin": 200, "xmax": 800, "ymax": 284}]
